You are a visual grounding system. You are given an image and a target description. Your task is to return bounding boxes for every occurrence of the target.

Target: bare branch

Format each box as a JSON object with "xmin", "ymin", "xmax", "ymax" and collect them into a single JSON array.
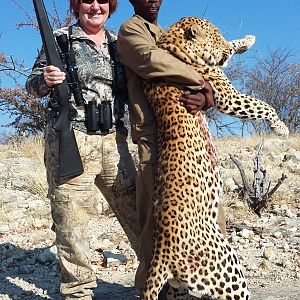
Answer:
[
  {"xmin": 229, "ymin": 153, "xmax": 253, "ymax": 196},
  {"xmin": 0, "ymin": 54, "xmax": 31, "ymax": 77},
  {"xmin": 254, "ymin": 174, "xmax": 288, "ymax": 215},
  {"xmin": 12, "ymin": 0, "xmax": 37, "ymax": 29},
  {"xmin": 229, "ymin": 142, "xmax": 287, "ymax": 216},
  {"xmin": 0, "ymin": 0, "xmax": 74, "ymax": 136},
  {"xmin": 243, "ymin": 49, "xmax": 300, "ymax": 133},
  {"xmin": 267, "ymin": 174, "xmax": 288, "ymax": 199}
]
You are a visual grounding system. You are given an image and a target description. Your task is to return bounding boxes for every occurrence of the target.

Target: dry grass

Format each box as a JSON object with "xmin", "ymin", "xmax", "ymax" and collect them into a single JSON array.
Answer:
[
  {"xmin": 3, "ymin": 137, "xmax": 48, "ymax": 198},
  {"xmin": 21, "ymin": 138, "xmax": 48, "ymax": 198},
  {"xmin": 27, "ymin": 173, "xmax": 48, "ymax": 198},
  {"xmin": 1, "ymin": 133, "xmax": 299, "ymax": 214},
  {"xmin": 8, "ymin": 136, "xmax": 45, "ymax": 161},
  {"xmin": 215, "ymin": 133, "xmax": 300, "ymax": 150}
]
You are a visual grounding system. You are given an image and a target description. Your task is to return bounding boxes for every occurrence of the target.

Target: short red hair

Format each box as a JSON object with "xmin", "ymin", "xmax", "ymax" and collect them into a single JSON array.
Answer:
[{"xmin": 69, "ymin": 0, "xmax": 118, "ymax": 19}]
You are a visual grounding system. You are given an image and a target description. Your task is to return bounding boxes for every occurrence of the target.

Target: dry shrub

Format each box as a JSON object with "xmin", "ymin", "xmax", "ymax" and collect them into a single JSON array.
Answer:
[
  {"xmin": 216, "ymin": 133, "xmax": 300, "ymax": 216},
  {"xmin": 24, "ymin": 138, "xmax": 47, "ymax": 198},
  {"xmin": 10, "ymin": 137, "xmax": 48, "ymax": 198},
  {"xmin": 14, "ymin": 136, "xmax": 45, "ymax": 161}
]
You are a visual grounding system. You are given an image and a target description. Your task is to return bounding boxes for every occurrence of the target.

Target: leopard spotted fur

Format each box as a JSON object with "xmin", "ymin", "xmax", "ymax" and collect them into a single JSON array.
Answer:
[{"xmin": 139, "ymin": 16, "xmax": 289, "ymax": 300}]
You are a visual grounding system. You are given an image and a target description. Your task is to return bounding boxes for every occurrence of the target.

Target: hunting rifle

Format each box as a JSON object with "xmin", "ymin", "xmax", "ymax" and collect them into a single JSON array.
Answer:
[{"xmin": 32, "ymin": 0, "xmax": 84, "ymax": 180}]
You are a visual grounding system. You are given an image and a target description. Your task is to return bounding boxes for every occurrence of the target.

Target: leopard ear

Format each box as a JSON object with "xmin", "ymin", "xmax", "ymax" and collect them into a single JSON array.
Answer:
[{"xmin": 185, "ymin": 24, "xmax": 206, "ymax": 40}]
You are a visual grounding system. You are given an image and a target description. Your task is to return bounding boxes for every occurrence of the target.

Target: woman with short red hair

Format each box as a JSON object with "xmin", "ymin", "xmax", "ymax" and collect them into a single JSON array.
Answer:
[
  {"xmin": 26, "ymin": 1, "xmax": 139, "ymax": 299},
  {"xmin": 70, "ymin": 0, "xmax": 118, "ymax": 18}
]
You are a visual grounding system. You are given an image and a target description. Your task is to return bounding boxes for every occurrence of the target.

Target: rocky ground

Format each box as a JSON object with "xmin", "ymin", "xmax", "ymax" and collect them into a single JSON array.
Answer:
[{"xmin": 0, "ymin": 134, "xmax": 299, "ymax": 300}]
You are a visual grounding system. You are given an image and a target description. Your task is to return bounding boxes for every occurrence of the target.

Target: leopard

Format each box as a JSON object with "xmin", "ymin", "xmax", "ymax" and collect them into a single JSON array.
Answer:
[
  {"xmin": 154, "ymin": 17, "xmax": 289, "ymax": 137},
  {"xmin": 140, "ymin": 16, "xmax": 289, "ymax": 300}
]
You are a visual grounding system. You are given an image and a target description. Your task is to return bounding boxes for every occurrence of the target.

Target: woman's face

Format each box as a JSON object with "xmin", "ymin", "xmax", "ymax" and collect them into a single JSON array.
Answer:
[{"xmin": 79, "ymin": 0, "xmax": 110, "ymax": 32}]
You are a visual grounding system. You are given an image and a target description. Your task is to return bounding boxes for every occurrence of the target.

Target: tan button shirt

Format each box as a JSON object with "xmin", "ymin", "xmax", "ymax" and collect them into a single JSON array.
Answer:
[{"xmin": 117, "ymin": 15, "xmax": 203, "ymax": 142}]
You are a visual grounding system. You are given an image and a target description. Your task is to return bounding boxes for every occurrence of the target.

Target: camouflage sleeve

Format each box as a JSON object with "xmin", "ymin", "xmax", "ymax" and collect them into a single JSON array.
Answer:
[{"xmin": 25, "ymin": 47, "xmax": 52, "ymax": 98}]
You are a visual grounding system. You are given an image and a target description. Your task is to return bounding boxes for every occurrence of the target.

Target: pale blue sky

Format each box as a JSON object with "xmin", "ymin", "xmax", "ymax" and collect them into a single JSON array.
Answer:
[{"xmin": 1, "ymin": 0, "xmax": 300, "ymax": 133}]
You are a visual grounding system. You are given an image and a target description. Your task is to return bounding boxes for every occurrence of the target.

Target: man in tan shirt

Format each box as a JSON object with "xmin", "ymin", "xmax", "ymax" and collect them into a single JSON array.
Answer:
[{"xmin": 117, "ymin": 0, "xmax": 225, "ymax": 297}]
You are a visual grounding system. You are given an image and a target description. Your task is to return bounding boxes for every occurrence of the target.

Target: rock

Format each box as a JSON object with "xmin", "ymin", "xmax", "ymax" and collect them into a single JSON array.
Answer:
[
  {"xmin": 284, "ymin": 209, "xmax": 297, "ymax": 218},
  {"xmin": 0, "ymin": 225, "xmax": 10, "ymax": 233},
  {"xmin": 272, "ymin": 231, "xmax": 284, "ymax": 239},
  {"xmin": 224, "ymin": 177, "xmax": 238, "ymax": 191},
  {"xmin": 103, "ymin": 251, "xmax": 127, "ymax": 267},
  {"xmin": 258, "ymin": 259, "xmax": 273, "ymax": 271},
  {"xmin": 228, "ymin": 233, "xmax": 240, "ymax": 243},
  {"xmin": 283, "ymin": 151, "xmax": 300, "ymax": 163},
  {"xmin": 100, "ymin": 238, "xmax": 115, "ymax": 249},
  {"xmin": 283, "ymin": 242, "xmax": 290, "ymax": 251},
  {"xmin": 282, "ymin": 259, "xmax": 294, "ymax": 270},
  {"xmin": 282, "ymin": 160, "xmax": 300, "ymax": 174},
  {"xmin": 262, "ymin": 246, "xmax": 276, "ymax": 260},
  {"xmin": 237, "ymin": 228, "xmax": 254, "ymax": 239}
]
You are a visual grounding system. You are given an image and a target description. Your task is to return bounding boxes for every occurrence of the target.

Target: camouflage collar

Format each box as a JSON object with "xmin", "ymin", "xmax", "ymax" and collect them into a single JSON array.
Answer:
[
  {"xmin": 68, "ymin": 22, "xmax": 116, "ymax": 44},
  {"xmin": 69, "ymin": 22, "xmax": 90, "ymax": 40}
]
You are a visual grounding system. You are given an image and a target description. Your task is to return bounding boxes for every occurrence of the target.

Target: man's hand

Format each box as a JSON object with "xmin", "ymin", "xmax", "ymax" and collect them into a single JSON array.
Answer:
[{"xmin": 179, "ymin": 81, "xmax": 215, "ymax": 115}]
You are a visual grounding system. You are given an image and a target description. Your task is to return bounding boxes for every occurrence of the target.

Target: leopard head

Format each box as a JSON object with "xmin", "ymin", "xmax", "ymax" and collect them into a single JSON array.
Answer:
[{"xmin": 157, "ymin": 17, "xmax": 231, "ymax": 67}]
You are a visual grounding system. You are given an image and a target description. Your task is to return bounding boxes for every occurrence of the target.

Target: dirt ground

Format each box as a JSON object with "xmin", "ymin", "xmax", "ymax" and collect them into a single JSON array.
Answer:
[{"xmin": 0, "ymin": 134, "xmax": 299, "ymax": 299}]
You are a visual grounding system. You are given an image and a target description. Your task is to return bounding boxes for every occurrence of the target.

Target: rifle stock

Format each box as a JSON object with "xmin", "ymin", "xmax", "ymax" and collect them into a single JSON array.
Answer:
[{"xmin": 33, "ymin": 0, "xmax": 84, "ymax": 180}]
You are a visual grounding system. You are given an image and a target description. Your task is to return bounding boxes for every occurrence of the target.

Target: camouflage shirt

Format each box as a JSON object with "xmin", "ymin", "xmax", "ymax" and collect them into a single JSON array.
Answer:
[{"xmin": 26, "ymin": 22, "xmax": 128, "ymax": 133}]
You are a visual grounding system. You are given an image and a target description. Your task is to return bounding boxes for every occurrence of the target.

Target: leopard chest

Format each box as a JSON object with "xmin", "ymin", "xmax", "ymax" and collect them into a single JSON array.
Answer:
[{"xmin": 145, "ymin": 84, "xmax": 220, "ymax": 216}]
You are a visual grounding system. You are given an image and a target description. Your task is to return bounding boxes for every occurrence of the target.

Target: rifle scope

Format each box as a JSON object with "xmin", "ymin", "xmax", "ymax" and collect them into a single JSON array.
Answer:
[{"xmin": 56, "ymin": 34, "xmax": 85, "ymax": 107}]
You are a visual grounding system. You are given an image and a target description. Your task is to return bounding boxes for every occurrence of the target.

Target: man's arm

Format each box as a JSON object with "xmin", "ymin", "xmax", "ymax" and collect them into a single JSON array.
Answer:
[{"xmin": 117, "ymin": 19, "xmax": 204, "ymax": 89}]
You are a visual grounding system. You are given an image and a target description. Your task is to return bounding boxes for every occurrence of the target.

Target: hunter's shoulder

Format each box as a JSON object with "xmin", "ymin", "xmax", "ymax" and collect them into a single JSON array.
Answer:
[
  {"xmin": 53, "ymin": 26, "xmax": 69, "ymax": 37},
  {"xmin": 53, "ymin": 23, "xmax": 80, "ymax": 38},
  {"xmin": 119, "ymin": 15, "xmax": 146, "ymax": 31}
]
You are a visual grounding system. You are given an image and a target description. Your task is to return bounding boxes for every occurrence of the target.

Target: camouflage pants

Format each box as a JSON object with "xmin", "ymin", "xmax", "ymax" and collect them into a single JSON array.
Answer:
[{"xmin": 45, "ymin": 124, "xmax": 139, "ymax": 298}]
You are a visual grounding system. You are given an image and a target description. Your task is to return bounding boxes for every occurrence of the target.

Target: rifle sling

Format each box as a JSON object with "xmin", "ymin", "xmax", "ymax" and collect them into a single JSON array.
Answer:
[{"xmin": 105, "ymin": 30, "xmax": 118, "ymax": 97}]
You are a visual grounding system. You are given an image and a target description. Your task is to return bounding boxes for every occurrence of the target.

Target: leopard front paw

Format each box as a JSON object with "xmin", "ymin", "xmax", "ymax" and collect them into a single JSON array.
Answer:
[{"xmin": 236, "ymin": 35, "xmax": 256, "ymax": 53}]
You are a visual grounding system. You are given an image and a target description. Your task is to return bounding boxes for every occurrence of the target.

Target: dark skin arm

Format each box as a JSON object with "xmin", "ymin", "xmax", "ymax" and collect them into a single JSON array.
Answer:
[{"xmin": 180, "ymin": 81, "xmax": 215, "ymax": 114}]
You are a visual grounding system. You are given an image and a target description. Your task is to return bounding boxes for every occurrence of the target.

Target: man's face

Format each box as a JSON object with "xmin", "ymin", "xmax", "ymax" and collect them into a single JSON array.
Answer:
[{"xmin": 131, "ymin": 0, "xmax": 163, "ymax": 23}]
